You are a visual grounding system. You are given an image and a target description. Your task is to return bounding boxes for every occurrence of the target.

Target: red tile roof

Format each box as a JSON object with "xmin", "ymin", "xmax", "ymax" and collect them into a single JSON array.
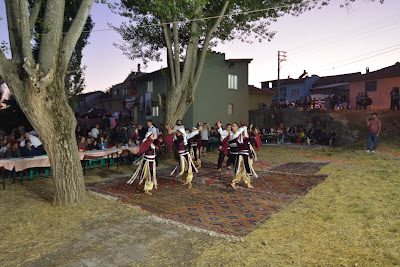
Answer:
[
  {"xmin": 248, "ymin": 85, "xmax": 275, "ymax": 95},
  {"xmin": 350, "ymin": 62, "xmax": 400, "ymax": 81}
]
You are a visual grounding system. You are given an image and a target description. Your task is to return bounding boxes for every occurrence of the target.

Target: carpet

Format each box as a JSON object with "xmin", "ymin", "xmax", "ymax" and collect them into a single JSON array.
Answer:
[
  {"xmin": 87, "ymin": 160, "xmax": 328, "ymax": 237},
  {"xmin": 267, "ymin": 162, "xmax": 330, "ymax": 176}
]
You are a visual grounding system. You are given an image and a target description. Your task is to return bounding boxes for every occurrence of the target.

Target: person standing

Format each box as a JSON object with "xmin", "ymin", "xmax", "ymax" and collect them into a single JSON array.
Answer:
[
  {"xmin": 392, "ymin": 87, "xmax": 399, "ymax": 111},
  {"xmin": 216, "ymin": 121, "xmax": 232, "ymax": 171},
  {"xmin": 200, "ymin": 122, "xmax": 210, "ymax": 156},
  {"xmin": 366, "ymin": 113, "xmax": 381, "ymax": 152},
  {"xmin": 355, "ymin": 93, "xmax": 361, "ymax": 110}
]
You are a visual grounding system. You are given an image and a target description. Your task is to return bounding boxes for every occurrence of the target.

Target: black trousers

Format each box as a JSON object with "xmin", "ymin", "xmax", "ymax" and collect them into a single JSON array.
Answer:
[
  {"xmin": 393, "ymin": 99, "xmax": 399, "ymax": 111},
  {"xmin": 217, "ymin": 150, "xmax": 234, "ymax": 169}
]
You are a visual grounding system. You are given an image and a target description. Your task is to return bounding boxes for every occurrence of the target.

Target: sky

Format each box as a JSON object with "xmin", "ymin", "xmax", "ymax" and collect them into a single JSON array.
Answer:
[{"xmin": 1, "ymin": 0, "xmax": 400, "ymax": 94}]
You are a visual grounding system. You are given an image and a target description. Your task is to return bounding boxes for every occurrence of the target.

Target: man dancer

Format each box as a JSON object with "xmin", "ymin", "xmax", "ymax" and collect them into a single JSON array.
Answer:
[
  {"xmin": 216, "ymin": 121, "xmax": 232, "ymax": 171},
  {"xmin": 228, "ymin": 124, "xmax": 260, "ymax": 190},
  {"xmin": 126, "ymin": 132, "xmax": 160, "ymax": 195},
  {"xmin": 165, "ymin": 126, "xmax": 199, "ymax": 188},
  {"xmin": 188, "ymin": 125, "xmax": 202, "ymax": 168}
]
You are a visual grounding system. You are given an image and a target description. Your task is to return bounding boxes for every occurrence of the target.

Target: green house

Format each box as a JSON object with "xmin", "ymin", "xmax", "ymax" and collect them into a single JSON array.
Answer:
[{"xmin": 134, "ymin": 51, "xmax": 252, "ymax": 128}]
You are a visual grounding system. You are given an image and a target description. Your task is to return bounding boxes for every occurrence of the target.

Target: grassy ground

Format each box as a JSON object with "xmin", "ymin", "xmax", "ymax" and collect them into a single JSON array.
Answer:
[{"xmin": 1, "ymin": 140, "xmax": 399, "ymax": 266}]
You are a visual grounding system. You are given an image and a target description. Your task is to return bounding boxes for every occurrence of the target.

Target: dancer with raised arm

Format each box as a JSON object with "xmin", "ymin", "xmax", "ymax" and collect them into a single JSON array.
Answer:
[
  {"xmin": 228, "ymin": 123, "xmax": 261, "ymax": 190},
  {"xmin": 164, "ymin": 125, "xmax": 199, "ymax": 188}
]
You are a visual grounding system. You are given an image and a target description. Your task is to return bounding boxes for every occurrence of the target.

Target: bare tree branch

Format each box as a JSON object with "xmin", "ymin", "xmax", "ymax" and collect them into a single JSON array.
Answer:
[
  {"xmin": 193, "ymin": 0, "xmax": 230, "ymax": 89},
  {"xmin": 5, "ymin": 0, "xmax": 22, "ymax": 62},
  {"xmin": 19, "ymin": 0, "xmax": 34, "ymax": 64},
  {"xmin": 29, "ymin": 0, "xmax": 43, "ymax": 34},
  {"xmin": 161, "ymin": 21, "xmax": 176, "ymax": 88},
  {"xmin": 60, "ymin": 0, "xmax": 93, "ymax": 73},
  {"xmin": 172, "ymin": 0, "xmax": 181, "ymax": 85},
  {"xmin": 38, "ymin": 0, "xmax": 65, "ymax": 75}
]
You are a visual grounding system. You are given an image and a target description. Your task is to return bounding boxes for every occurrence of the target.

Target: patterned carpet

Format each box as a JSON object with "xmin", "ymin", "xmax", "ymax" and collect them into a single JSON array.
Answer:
[{"xmin": 87, "ymin": 160, "xmax": 328, "ymax": 237}]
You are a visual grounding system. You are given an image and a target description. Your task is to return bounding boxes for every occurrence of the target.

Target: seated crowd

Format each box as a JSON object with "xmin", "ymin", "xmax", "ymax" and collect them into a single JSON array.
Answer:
[
  {"xmin": 0, "ymin": 126, "xmax": 45, "ymax": 158},
  {"xmin": 259, "ymin": 121, "xmax": 336, "ymax": 146}
]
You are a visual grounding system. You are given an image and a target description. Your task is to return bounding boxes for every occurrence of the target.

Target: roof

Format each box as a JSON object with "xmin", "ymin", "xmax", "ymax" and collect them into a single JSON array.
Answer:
[
  {"xmin": 248, "ymin": 85, "xmax": 275, "ymax": 95},
  {"xmin": 77, "ymin": 91, "xmax": 104, "ymax": 98},
  {"xmin": 281, "ymin": 78, "xmax": 308, "ymax": 86},
  {"xmin": 227, "ymin": 59, "xmax": 253, "ymax": 63},
  {"xmin": 349, "ymin": 62, "xmax": 400, "ymax": 81},
  {"xmin": 312, "ymin": 72, "xmax": 361, "ymax": 87},
  {"xmin": 311, "ymin": 82, "xmax": 349, "ymax": 91}
]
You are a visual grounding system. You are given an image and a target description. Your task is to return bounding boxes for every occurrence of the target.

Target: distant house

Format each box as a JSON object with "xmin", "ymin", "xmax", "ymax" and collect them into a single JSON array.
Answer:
[
  {"xmin": 261, "ymin": 75, "xmax": 319, "ymax": 102},
  {"xmin": 132, "ymin": 51, "xmax": 252, "ymax": 127},
  {"xmin": 74, "ymin": 91, "xmax": 105, "ymax": 116},
  {"xmin": 93, "ymin": 69, "xmax": 146, "ymax": 119},
  {"xmin": 248, "ymin": 85, "xmax": 275, "ymax": 110},
  {"xmin": 310, "ymin": 72, "xmax": 361, "ymax": 102},
  {"xmin": 349, "ymin": 62, "xmax": 400, "ymax": 110}
]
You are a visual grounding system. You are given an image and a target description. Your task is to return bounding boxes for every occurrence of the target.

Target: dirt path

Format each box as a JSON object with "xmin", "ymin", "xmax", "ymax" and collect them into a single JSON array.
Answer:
[{"xmin": 24, "ymin": 198, "xmax": 220, "ymax": 267}]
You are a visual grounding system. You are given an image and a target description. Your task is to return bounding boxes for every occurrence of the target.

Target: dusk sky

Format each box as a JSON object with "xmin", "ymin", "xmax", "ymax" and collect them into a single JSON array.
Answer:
[{"xmin": 1, "ymin": 0, "xmax": 400, "ymax": 93}]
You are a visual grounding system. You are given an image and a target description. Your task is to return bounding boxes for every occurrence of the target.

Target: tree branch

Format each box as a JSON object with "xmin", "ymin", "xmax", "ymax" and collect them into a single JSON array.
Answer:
[
  {"xmin": 60, "ymin": 0, "xmax": 93, "ymax": 73},
  {"xmin": 172, "ymin": 0, "xmax": 181, "ymax": 85},
  {"xmin": 5, "ymin": 0, "xmax": 23, "ymax": 62},
  {"xmin": 19, "ymin": 0, "xmax": 34, "ymax": 64},
  {"xmin": 161, "ymin": 21, "xmax": 176, "ymax": 88},
  {"xmin": 29, "ymin": 0, "xmax": 42, "ymax": 34},
  {"xmin": 193, "ymin": 0, "xmax": 230, "ymax": 88},
  {"xmin": 38, "ymin": 0, "xmax": 65, "ymax": 74}
]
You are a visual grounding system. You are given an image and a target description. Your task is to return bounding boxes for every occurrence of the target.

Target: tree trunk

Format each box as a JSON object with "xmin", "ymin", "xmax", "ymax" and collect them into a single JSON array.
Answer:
[
  {"xmin": 9, "ymin": 74, "xmax": 86, "ymax": 205},
  {"xmin": 165, "ymin": 83, "xmax": 194, "ymax": 127}
]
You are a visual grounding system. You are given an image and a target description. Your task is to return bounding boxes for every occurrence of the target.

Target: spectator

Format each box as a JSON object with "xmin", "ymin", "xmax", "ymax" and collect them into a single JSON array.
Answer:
[
  {"xmin": 21, "ymin": 139, "xmax": 37, "ymax": 157},
  {"xmin": 5, "ymin": 143, "xmax": 21, "ymax": 158},
  {"xmin": 364, "ymin": 94, "xmax": 373, "ymax": 109},
  {"xmin": 98, "ymin": 136, "xmax": 108, "ymax": 150},
  {"xmin": 200, "ymin": 122, "xmax": 210, "ymax": 155},
  {"xmin": 78, "ymin": 137, "xmax": 87, "ymax": 150},
  {"xmin": 91, "ymin": 124, "xmax": 100, "ymax": 140},
  {"xmin": 21, "ymin": 132, "xmax": 45, "ymax": 155},
  {"xmin": 328, "ymin": 130, "xmax": 336, "ymax": 146},
  {"xmin": 173, "ymin": 120, "xmax": 185, "ymax": 131},
  {"xmin": 392, "ymin": 87, "xmax": 399, "ymax": 111},
  {"xmin": 86, "ymin": 137, "xmax": 95, "ymax": 150},
  {"xmin": 366, "ymin": 113, "xmax": 381, "ymax": 152},
  {"xmin": 0, "ymin": 142, "xmax": 11, "ymax": 158},
  {"xmin": 356, "ymin": 93, "xmax": 361, "ymax": 110}
]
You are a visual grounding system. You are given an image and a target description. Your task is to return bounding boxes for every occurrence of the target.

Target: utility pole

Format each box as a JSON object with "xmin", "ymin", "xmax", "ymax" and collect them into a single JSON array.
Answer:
[{"xmin": 277, "ymin": 51, "xmax": 287, "ymax": 103}]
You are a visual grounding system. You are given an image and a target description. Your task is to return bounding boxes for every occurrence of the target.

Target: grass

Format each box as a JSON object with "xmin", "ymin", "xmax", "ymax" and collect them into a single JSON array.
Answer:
[{"xmin": 1, "ymin": 142, "xmax": 400, "ymax": 266}]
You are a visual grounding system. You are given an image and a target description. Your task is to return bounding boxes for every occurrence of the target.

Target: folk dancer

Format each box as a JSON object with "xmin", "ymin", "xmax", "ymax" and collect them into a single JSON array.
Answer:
[
  {"xmin": 188, "ymin": 125, "xmax": 202, "ymax": 168},
  {"xmin": 216, "ymin": 121, "xmax": 232, "ymax": 171},
  {"xmin": 165, "ymin": 126, "xmax": 199, "ymax": 188},
  {"xmin": 126, "ymin": 132, "xmax": 162, "ymax": 195},
  {"xmin": 228, "ymin": 124, "xmax": 261, "ymax": 190}
]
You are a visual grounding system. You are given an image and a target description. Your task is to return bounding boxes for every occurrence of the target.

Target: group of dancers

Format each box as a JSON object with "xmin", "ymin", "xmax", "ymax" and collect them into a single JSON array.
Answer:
[{"xmin": 126, "ymin": 120, "xmax": 261, "ymax": 195}]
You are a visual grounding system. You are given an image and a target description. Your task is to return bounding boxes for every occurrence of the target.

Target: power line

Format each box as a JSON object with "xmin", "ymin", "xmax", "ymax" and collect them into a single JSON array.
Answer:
[{"xmin": 315, "ymin": 46, "xmax": 400, "ymax": 73}]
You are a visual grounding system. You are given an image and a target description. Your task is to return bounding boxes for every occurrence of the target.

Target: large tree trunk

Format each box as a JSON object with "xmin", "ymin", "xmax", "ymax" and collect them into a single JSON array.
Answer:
[{"xmin": 8, "ymin": 73, "xmax": 86, "ymax": 205}]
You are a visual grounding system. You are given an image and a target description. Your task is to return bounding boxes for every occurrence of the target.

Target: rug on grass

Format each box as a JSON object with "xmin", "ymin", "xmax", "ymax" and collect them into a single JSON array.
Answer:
[{"xmin": 87, "ymin": 160, "xmax": 328, "ymax": 237}]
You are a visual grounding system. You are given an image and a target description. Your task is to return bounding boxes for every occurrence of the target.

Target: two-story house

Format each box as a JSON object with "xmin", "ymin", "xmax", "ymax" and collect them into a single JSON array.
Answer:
[{"xmin": 132, "ymin": 51, "xmax": 251, "ymax": 127}]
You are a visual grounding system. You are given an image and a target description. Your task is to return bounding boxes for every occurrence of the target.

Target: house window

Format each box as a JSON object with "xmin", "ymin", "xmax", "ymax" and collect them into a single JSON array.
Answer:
[
  {"xmin": 281, "ymin": 87, "xmax": 287, "ymax": 98},
  {"xmin": 292, "ymin": 88, "xmax": 299, "ymax": 97},
  {"xmin": 228, "ymin": 104, "xmax": 233, "ymax": 115},
  {"xmin": 147, "ymin": 81, "xmax": 153, "ymax": 93},
  {"xmin": 228, "ymin": 75, "xmax": 238, "ymax": 90},
  {"xmin": 365, "ymin": 81, "xmax": 377, "ymax": 92},
  {"xmin": 152, "ymin": 106, "xmax": 159, "ymax": 117},
  {"xmin": 122, "ymin": 88, "xmax": 128, "ymax": 95},
  {"xmin": 114, "ymin": 90, "xmax": 117, "ymax": 96}
]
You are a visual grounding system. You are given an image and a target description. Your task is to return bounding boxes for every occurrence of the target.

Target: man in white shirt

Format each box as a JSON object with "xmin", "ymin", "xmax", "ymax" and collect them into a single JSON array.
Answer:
[
  {"xmin": 23, "ymin": 132, "xmax": 45, "ymax": 155},
  {"xmin": 146, "ymin": 120, "xmax": 158, "ymax": 139},
  {"xmin": 173, "ymin": 120, "xmax": 185, "ymax": 131},
  {"xmin": 91, "ymin": 124, "xmax": 100, "ymax": 140},
  {"xmin": 200, "ymin": 122, "xmax": 210, "ymax": 156}
]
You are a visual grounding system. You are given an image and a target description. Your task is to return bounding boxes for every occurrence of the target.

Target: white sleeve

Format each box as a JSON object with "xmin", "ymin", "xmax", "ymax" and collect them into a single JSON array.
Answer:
[
  {"xmin": 231, "ymin": 126, "xmax": 247, "ymax": 139},
  {"xmin": 217, "ymin": 128, "xmax": 228, "ymax": 139},
  {"xmin": 186, "ymin": 130, "xmax": 199, "ymax": 139}
]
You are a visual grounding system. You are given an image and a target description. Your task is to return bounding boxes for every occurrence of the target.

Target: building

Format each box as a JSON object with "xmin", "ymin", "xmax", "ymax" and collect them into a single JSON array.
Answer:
[
  {"xmin": 310, "ymin": 72, "xmax": 361, "ymax": 102},
  {"xmin": 261, "ymin": 75, "xmax": 319, "ymax": 103},
  {"xmin": 132, "ymin": 51, "xmax": 252, "ymax": 127},
  {"xmin": 74, "ymin": 91, "xmax": 105, "ymax": 116},
  {"xmin": 349, "ymin": 62, "xmax": 400, "ymax": 110},
  {"xmin": 248, "ymin": 85, "xmax": 275, "ymax": 110}
]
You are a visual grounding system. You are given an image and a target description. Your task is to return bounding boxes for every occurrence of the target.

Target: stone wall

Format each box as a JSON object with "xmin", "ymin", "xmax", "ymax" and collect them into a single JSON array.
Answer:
[{"xmin": 249, "ymin": 109, "xmax": 359, "ymax": 145}]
